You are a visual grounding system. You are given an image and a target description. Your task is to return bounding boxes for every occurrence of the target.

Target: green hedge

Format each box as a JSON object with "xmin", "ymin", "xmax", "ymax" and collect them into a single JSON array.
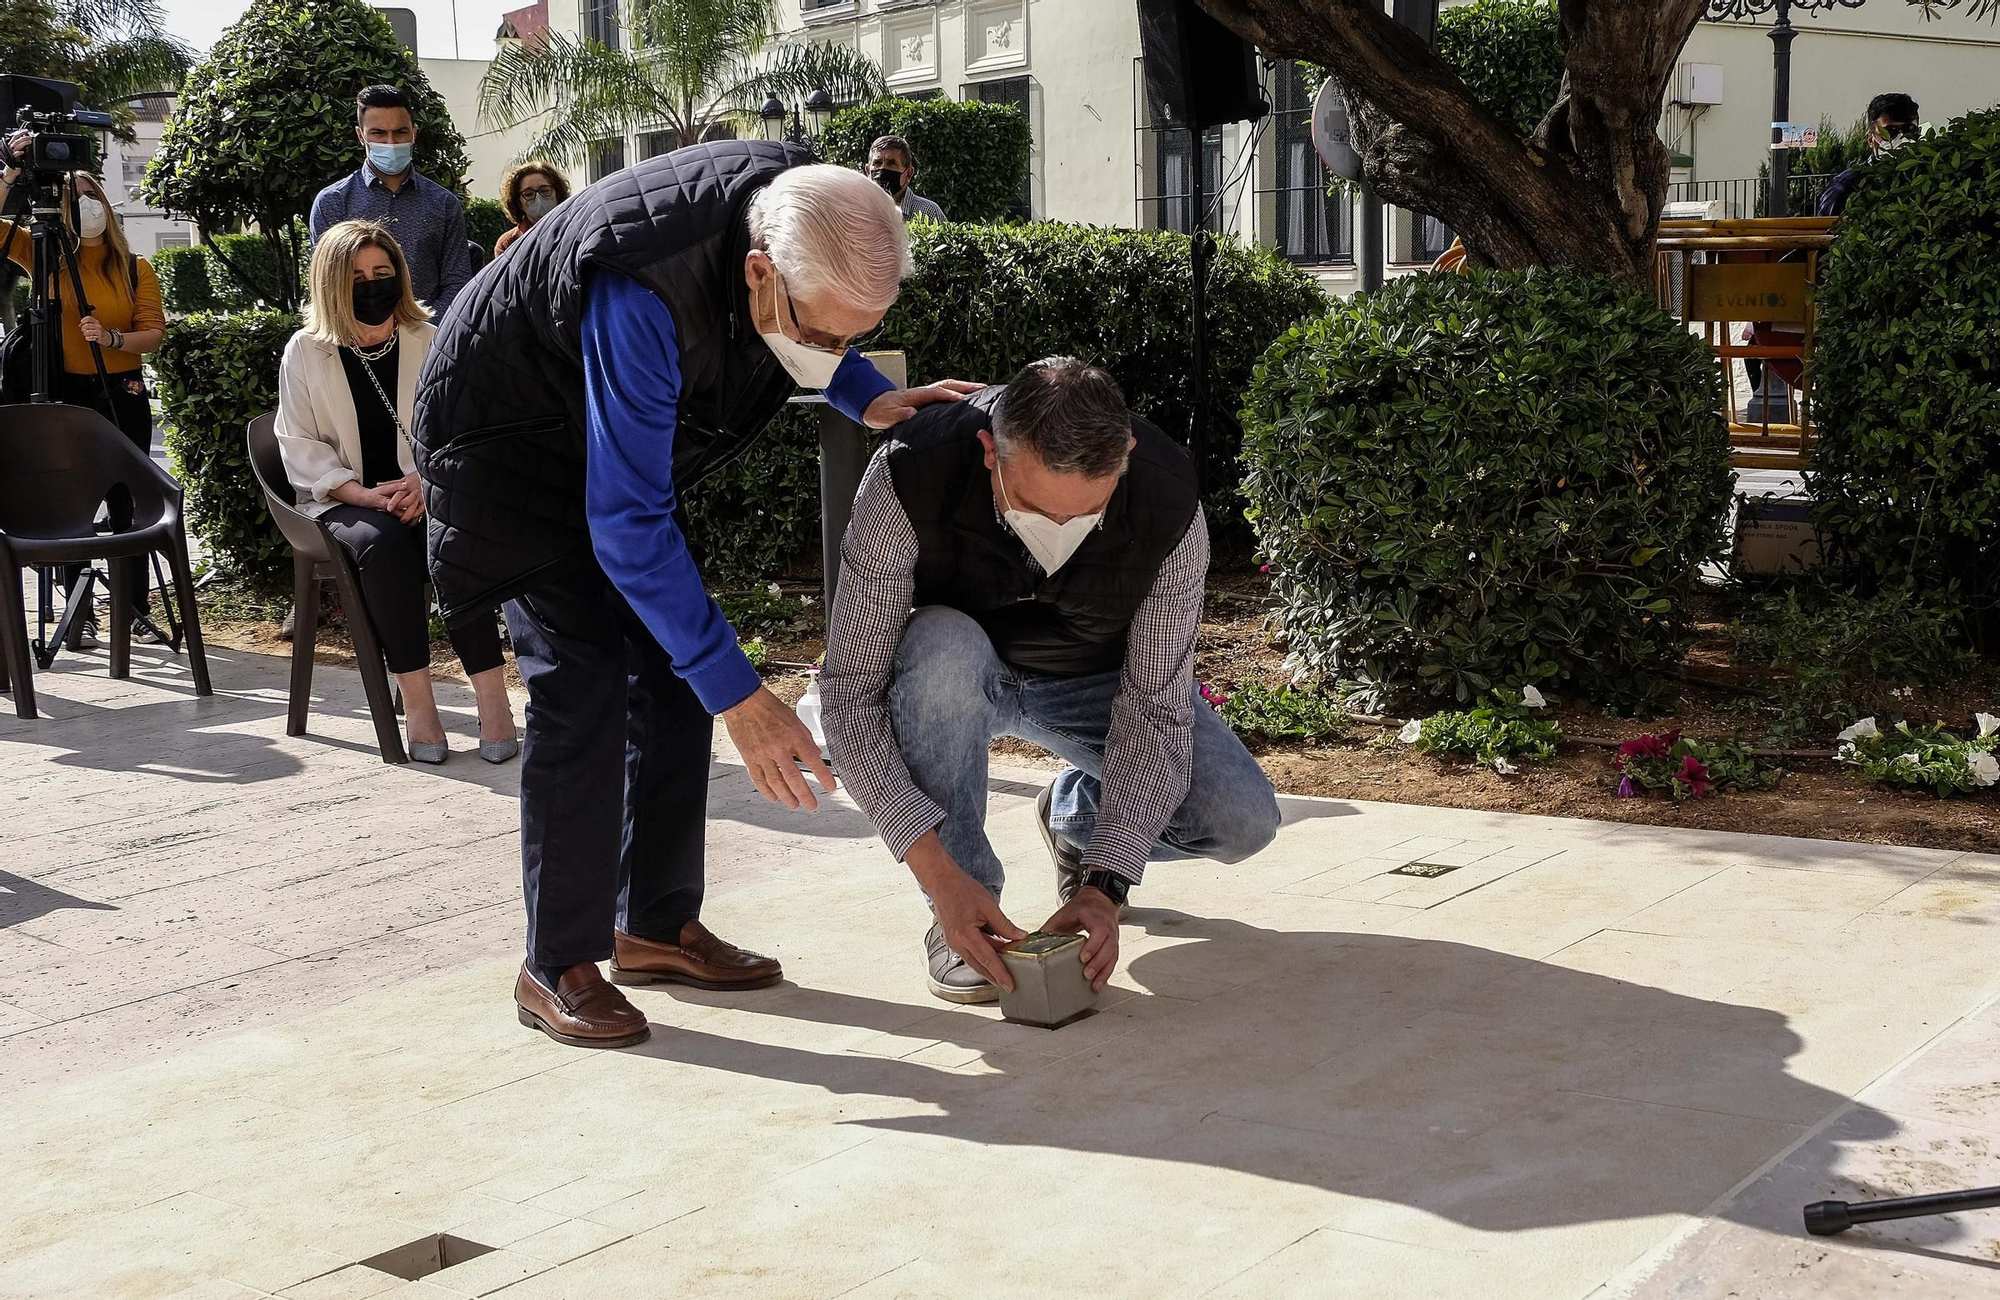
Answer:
[
  {"xmin": 819, "ymin": 98, "xmax": 1032, "ymax": 223},
  {"xmin": 465, "ymin": 197, "xmax": 509, "ymax": 258},
  {"xmin": 1811, "ymin": 108, "xmax": 2000, "ymax": 648},
  {"xmin": 207, "ymin": 228, "xmax": 305, "ymax": 311},
  {"xmin": 155, "ymin": 309, "xmax": 301, "ymax": 594},
  {"xmin": 687, "ymin": 219, "xmax": 1326, "ymax": 581},
  {"xmin": 1240, "ymin": 269, "xmax": 1732, "ymax": 712},
  {"xmin": 151, "ymin": 243, "xmax": 219, "ymax": 315},
  {"xmin": 1435, "ymin": 0, "xmax": 1565, "ymax": 138}
]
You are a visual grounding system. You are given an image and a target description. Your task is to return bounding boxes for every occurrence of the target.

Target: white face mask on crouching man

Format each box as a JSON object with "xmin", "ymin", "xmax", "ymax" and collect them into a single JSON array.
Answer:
[{"xmin": 996, "ymin": 458, "xmax": 1104, "ymax": 576}]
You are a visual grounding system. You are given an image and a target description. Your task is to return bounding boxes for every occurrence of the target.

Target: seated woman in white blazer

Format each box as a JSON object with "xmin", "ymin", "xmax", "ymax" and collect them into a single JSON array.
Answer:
[{"xmin": 276, "ymin": 219, "xmax": 517, "ymax": 765}]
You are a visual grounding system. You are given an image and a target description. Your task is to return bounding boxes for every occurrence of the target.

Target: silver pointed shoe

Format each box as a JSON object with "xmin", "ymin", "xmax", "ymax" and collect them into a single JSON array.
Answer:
[
  {"xmin": 408, "ymin": 738, "xmax": 449, "ymax": 765},
  {"xmin": 479, "ymin": 736, "xmax": 521, "ymax": 764}
]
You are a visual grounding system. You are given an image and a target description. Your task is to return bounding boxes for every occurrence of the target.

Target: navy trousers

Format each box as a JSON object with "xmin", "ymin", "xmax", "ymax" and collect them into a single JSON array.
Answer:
[{"xmin": 503, "ymin": 559, "xmax": 711, "ymax": 968}]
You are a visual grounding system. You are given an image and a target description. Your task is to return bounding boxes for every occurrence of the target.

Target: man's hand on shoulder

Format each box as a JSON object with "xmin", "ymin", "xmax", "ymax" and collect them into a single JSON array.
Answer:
[
  {"xmin": 862, "ymin": 379, "xmax": 987, "ymax": 431},
  {"xmin": 1043, "ymin": 887, "xmax": 1121, "ymax": 992}
]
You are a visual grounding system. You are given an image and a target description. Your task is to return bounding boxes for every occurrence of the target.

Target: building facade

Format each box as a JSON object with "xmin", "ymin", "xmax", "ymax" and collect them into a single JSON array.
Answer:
[
  {"xmin": 537, "ymin": 0, "xmax": 2000, "ymax": 289},
  {"xmin": 102, "ymin": 93, "xmax": 197, "ymax": 256}
]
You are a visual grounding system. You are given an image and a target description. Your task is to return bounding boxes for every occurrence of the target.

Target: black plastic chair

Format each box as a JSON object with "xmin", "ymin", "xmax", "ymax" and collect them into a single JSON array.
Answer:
[
  {"xmin": 245, "ymin": 412, "xmax": 408, "ymax": 764},
  {"xmin": 0, "ymin": 402, "xmax": 211, "ymax": 718}
]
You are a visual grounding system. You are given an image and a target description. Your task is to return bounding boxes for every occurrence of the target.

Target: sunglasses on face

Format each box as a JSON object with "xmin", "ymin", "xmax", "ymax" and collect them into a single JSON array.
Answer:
[{"xmin": 1882, "ymin": 122, "xmax": 1918, "ymax": 140}]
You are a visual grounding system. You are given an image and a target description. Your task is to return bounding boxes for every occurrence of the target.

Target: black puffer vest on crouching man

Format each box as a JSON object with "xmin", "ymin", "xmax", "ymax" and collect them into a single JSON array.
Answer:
[
  {"xmin": 413, "ymin": 140, "xmax": 815, "ymax": 621},
  {"xmin": 887, "ymin": 386, "xmax": 1201, "ymax": 678}
]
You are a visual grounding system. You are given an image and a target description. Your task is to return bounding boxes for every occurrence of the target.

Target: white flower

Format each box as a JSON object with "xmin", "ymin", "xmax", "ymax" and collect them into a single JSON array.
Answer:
[
  {"xmin": 800, "ymin": 596, "xmax": 817, "ymax": 607},
  {"xmin": 1971, "ymin": 752, "xmax": 2000, "ymax": 788},
  {"xmin": 1837, "ymin": 741, "xmax": 1857, "ymax": 761},
  {"xmin": 1398, "ymin": 719, "xmax": 1422, "ymax": 744},
  {"xmin": 1837, "ymin": 718, "xmax": 1879, "ymax": 742},
  {"xmin": 1977, "ymin": 712, "xmax": 1999, "ymax": 738},
  {"xmin": 1521, "ymin": 686, "xmax": 1547, "ymax": 709},
  {"xmin": 766, "ymin": 582, "xmax": 782, "ymax": 598},
  {"xmin": 1896, "ymin": 752, "xmax": 1919, "ymax": 768},
  {"xmin": 1893, "ymin": 686, "xmax": 1915, "ymax": 699},
  {"xmin": 1493, "ymin": 756, "xmax": 1519, "ymax": 776},
  {"xmin": 1895, "ymin": 720, "xmax": 1912, "ymax": 735}
]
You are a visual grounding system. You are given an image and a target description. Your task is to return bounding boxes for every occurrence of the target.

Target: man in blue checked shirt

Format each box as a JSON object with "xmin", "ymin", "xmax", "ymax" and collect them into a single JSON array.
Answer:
[
  {"xmin": 310, "ymin": 84, "xmax": 472, "ymax": 315},
  {"xmin": 415, "ymin": 148, "xmax": 977, "ymax": 1049}
]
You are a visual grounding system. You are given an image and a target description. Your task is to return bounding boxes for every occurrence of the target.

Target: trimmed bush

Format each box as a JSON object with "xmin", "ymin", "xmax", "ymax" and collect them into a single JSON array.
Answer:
[
  {"xmin": 819, "ymin": 98, "xmax": 1032, "ymax": 223},
  {"xmin": 1810, "ymin": 108, "xmax": 2000, "ymax": 648},
  {"xmin": 687, "ymin": 219, "xmax": 1326, "ymax": 581},
  {"xmin": 151, "ymin": 243, "xmax": 218, "ymax": 315},
  {"xmin": 155, "ymin": 310, "xmax": 300, "ymax": 594},
  {"xmin": 1436, "ymin": 0, "xmax": 1564, "ymax": 137},
  {"xmin": 465, "ymin": 197, "xmax": 510, "ymax": 257},
  {"xmin": 207, "ymin": 227, "xmax": 306, "ymax": 311},
  {"xmin": 1241, "ymin": 268, "xmax": 1732, "ymax": 712}
]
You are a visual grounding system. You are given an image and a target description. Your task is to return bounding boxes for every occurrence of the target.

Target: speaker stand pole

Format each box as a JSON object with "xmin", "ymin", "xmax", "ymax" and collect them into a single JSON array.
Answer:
[
  {"xmin": 1359, "ymin": 179, "xmax": 1384, "ymax": 293},
  {"xmin": 1187, "ymin": 120, "xmax": 1209, "ymax": 493}
]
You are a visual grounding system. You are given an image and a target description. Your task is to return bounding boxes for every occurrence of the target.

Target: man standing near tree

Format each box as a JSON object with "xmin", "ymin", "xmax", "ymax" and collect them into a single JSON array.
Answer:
[
  {"xmin": 1817, "ymin": 92, "xmax": 1921, "ymax": 217},
  {"xmin": 310, "ymin": 85, "xmax": 472, "ymax": 315}
]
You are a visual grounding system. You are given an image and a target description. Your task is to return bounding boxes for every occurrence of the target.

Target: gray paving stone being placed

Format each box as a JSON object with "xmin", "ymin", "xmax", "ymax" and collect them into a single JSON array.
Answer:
[{"xmin": 9, "ymin": 638, "xmax": 2000, "ymax": 1296}]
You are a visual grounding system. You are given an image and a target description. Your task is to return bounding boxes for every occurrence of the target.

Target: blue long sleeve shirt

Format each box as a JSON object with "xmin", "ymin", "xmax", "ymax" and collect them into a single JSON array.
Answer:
[{"xmin": 581, "ymin": 268, "xmax": 895, "ymax": 714}]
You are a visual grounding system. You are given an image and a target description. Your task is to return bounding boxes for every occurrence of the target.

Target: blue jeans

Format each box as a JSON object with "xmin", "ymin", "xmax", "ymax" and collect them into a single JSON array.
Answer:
[{"xmin": 888, "ymin": 606, "xmax": 1280, "ymax": 897}]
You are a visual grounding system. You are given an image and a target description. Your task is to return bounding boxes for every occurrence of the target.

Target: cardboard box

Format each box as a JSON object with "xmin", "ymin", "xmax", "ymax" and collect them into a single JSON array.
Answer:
[
  {"xmin": 1735, "ymin": 495, "xmax": 1821, "ymax": 575},
  {"xmin": 998, "ymin": 931, "xmax": 1097, "ymax": 1029}
]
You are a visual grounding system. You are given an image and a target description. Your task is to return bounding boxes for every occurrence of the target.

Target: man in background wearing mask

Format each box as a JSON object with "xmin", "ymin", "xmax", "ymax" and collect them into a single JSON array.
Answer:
[
  {"xmin": 310, "ymin": 84, "xmax": 472, "ymax": 315},
  {"xmin": 818, "ymin": 358, "xmax": 1280, "ymax": 1005},
  {"xmin": 1818, "ymin": 92, "xmax": 1920, "ymax": 217},
  {"xmin": 866, "ymin": 135, "xmax": 945, "ymax": 224},
  {"xmin": 416, "ymin": 146, "xmax": 979, "ymax": 1050}
]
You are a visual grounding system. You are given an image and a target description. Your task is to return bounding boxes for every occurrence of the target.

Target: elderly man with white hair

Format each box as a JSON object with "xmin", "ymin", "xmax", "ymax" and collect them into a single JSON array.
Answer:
[{"xmin": 415, "ymin": 143, "xmax": 976, "ymax": 1048}]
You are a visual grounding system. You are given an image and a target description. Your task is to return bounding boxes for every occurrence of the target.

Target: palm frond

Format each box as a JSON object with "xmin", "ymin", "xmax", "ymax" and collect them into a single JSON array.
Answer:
[
  {"xmin": 54, "ymin": 0, "xmax": 169, "ymax": 41},
  {"xmin": 80, "ymin": 33, "xmax": 191, "ymax": 100},
  {"xmin": 1908, "ymin": 0, "xmax": 2000, "ymax": 18},
  {"xmin": 723, "ymin": 40, "xmax": 886, "ymax": 114}
]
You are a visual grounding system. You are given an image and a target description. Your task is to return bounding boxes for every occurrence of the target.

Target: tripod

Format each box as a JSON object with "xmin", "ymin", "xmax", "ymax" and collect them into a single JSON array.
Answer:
[{"xmin": 3, "ymin": 169, "xmax": 180, "ymax": 664}]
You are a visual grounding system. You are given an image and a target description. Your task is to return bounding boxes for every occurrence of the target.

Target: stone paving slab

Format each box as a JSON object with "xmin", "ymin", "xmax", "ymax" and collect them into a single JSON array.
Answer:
[{"xmin": 9, "ymin": 641, "xmax": 2000, "ymax": 1296}]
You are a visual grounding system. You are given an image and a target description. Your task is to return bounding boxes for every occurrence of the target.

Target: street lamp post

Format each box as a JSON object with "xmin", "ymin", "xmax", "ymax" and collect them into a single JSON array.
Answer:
[
  {"xmin": 757, "ymin": 88, "xmax": 835, "ymax": 146},
  {"xmin": 1704, "ymin": 0, "xmax": 1865, "ymax": 217}
]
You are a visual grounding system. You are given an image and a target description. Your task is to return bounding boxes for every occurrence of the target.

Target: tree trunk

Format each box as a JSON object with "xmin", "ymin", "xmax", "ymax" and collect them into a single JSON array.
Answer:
[{"xmin": 1195, "ymin": 0, "xmax": 1709, "ymax": 281}]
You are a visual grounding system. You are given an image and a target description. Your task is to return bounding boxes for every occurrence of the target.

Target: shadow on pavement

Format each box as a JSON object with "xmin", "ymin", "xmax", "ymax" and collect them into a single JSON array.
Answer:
[
  {"xmin": 627, "ymin": 910, "xmax": 1896, "ymax": 1239},
  {"xmin": 0, "ymin": 871, "xmax": 117, "ymax": 929}
]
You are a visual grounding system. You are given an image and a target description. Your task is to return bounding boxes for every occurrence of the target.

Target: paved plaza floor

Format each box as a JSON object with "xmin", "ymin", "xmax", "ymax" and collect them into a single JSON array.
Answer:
[{"xmin": 9, "ymin": 640, "xmax": 2000, "ymax": 1297}]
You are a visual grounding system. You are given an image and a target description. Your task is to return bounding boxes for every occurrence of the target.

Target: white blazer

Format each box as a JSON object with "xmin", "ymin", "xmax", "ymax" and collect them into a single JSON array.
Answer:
[{"xmin": 274, "ymin": 321, "xmax": 434, "ymax": 519}]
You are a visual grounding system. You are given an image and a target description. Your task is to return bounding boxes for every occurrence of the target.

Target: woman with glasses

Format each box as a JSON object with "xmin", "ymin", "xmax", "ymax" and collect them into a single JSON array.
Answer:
[
  {"xmin": 276, "ymin": 219, "xmax": 518, "ymax": 764},
  {"xmin": 493, "ymin": 161, "xmax": 571, "ymax": 258}
]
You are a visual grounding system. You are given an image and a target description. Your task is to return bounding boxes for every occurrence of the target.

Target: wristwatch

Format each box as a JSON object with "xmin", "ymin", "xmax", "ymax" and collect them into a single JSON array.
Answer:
[{"xmin": 1079, "ymin": 868, "xmax": 1131, "ymax": 908}]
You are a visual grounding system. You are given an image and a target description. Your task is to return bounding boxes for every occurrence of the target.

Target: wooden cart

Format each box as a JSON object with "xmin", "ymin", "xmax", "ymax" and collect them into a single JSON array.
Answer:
[{"xmin": 1653, "ymin": 217, "xmax": 1839, "ymax": 470}]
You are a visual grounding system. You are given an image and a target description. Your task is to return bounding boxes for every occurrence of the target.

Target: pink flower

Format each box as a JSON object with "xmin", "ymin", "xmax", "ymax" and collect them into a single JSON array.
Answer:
[
  {"xmin": 1199, "ymin": 682, "xmax": 1230, "ymax": 708},
  {"xmin": 1258, "ymin": 564, "xmax": 1271, "ymax": 574},
  {"xmin": 1618, "ymin": 733, "xmax": 1671, "ymax": 763},
  {"xmin": 1679, "ymin": 755, "xmax": 1713, "ymax": 798}
]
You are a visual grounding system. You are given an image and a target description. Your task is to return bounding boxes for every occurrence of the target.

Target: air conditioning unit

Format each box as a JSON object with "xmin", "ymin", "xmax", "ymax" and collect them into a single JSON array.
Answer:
[
  {"xmin": 1663, "ymin": 198, "xmax": 1727, "ymax": 221},
  {"xmin": 1676, "ymin": 63, "xmax": 1724, "ymax": 106}
]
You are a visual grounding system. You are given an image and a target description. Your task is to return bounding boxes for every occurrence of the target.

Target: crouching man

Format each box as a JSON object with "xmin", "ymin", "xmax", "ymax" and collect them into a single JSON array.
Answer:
[{"xmin": 819, "ymin": 357, "xmax": 1281, "ymax": 1002}]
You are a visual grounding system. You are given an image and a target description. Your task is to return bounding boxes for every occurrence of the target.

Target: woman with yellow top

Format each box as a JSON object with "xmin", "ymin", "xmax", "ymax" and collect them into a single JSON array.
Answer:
[
  {"xmin": 1, "ymin": 136, "xmax": 166, "ymax": 451},
  {"xmin": 2, "ymin": 130, "xmax": 169, "ymax": 641}
]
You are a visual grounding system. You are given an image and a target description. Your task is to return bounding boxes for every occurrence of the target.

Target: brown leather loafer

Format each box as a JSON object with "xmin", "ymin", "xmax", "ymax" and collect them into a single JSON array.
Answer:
[
  {"xmin": 515, "ymin": 962, "xmax": 650, "ymax": 1048},
  {"xmin": 609, "ymin": 920, "xmax": 783, "ymax": 990}
]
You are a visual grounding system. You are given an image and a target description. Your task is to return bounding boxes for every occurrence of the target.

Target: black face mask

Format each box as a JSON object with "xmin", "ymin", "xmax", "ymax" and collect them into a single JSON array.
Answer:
[
  {"xmin": 352, "ymin": 275, "xmax": 401, "ymax": 327},
  {"xmin": 870, "ymin": 167, "xmax": 904, "ymax": 197}
]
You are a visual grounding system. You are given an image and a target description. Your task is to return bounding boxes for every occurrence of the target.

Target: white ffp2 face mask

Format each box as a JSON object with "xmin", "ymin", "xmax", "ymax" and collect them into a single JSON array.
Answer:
[
  {"xmin": 75, "ymin": 196, "xmax": 107, "ymax": 238},
  {"xmin": 758, "ymin": 268, "xmax": 845, "ymax": 389},
  {"xmin": 997, "ymin": 460, "xmax": 1103, "ymax": 576}
]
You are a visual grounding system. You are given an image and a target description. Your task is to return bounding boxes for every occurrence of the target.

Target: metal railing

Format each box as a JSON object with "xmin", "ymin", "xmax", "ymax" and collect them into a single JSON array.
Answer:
[{"xmin": 1665, "ymin": 174, "xmax": 1838, "ymax": 218}]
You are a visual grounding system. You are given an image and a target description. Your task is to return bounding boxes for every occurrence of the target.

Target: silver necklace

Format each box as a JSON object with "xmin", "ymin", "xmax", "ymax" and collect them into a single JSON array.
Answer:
[
  {"xmin": 349, "ymin": 332, "xmax": 397, "ymax": 362},
  {"xmin": 348, "ymin": 333, "xmax": 407, "ymax": 441}
]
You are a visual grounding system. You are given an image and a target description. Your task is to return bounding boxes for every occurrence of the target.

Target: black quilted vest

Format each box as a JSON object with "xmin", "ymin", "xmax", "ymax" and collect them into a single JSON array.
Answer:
[
  {"xmin": 888, "ymin": 387, "xmax": 1200, "ymax": 678},
  {"xmin": 413, "ymin": 140, "xmax": 815, "ymax": 619}
]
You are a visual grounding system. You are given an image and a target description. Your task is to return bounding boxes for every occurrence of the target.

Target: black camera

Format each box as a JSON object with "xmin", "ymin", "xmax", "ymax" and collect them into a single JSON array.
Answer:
[{"xmin": 0, "ymin": 74, "xmax": 114, "ymax": 180}]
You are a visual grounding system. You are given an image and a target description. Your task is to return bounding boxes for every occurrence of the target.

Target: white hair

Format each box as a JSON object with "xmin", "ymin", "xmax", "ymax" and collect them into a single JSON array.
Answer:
[{"xmin": 748, "ymin": 163, "xmax": 912, "ymax": 313}]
